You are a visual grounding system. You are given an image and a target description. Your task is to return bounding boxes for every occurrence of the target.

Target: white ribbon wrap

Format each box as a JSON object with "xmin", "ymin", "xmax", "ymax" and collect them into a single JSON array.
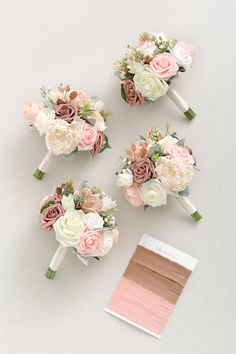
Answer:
[
  {"xmin": 38, "ymin": 150, "xmax": 53, "ymax": 173},
  {"xmin": 166, "ymin": 87, "xmax": 189, "ymax": 113},
  {"xmin": 175, "ymin": 196, "xmax": 196, "ymax": 215},
  {"xmin": 49, "ymin": 245, "xmax": 68, "ymax": 272}
]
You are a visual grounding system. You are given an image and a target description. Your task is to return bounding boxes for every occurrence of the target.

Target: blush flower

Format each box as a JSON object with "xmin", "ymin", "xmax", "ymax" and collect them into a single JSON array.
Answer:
[
  {"xmin": 77, "ymin": 121, "xmax": 98, "ymax": 151},
  {"xmin": 131, "ymin": 157, "xmax": 157, "ymax": 184},
  {"xmin": 123, "ymin": 184, "xmax": 144, "ymax": 207},
  {"xmin": 168, "ymin": 145, "xmax": 195, "ymax": 165},
  {"xmin": 78, "ymin": 188, "xmax": 102, "ymax": 213},
  {"xmin": 123, "ymin": 79, "xmax": 144, "ymax": 106},
  {"xmin": 149, "ymin": 53, "xmax": 179, "ymax": 80},
  {"xmin": 22, "ymin": 101, "xmax": 41, "ymax": 125},
  {"xmin": 76, "ymin": 229, "xmax": 103, "ymax": 257}
]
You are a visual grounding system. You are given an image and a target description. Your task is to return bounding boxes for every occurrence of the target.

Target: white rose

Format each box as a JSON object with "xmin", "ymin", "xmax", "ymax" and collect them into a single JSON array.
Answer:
[
  {"xmin": 134, "ymin": 68, "xmax": 168, "ymax": 101},
  {"xmin": 170, "ymin": 43, "xmax": 193, "ymax": 70},
  {"xmin": 84, "ymin": 212, "xmax": 104, "ymax": 230},
  {"xmin": 116, "ymin": 170, "xmax": 133, "ymax": 187},
  {"xmin": 101, "ymin": 195, "xmax": 117, "ymax": 212},
  {"xmin": 33, "ymin": 108, "xmax": 55, "ymax": 136},
  {"xmin": 127, "ymin": 59, "xmax": 143, "ymax": 74},
  {"xmin": 92, "ymin": 111, "xmax": 106, "ymax": 132},
  {"xmin": 99, "ymin": 230, "xmax": 114, "ymax": 256},
  {"xmin": 141, "ymin": 179, "xmax": 167, "ymax": 207},
  {"xmin": 156, "ymin": 157, "xmax": 193, "ymax": 193},
  {"xmin": 157, "ymin": 136, "xmax": 178, "ymax": 154},
  {"xmin": 54, "ymin": 209, "xmax": 85, "ymax": 247},
  {"xmin": 61, "ymin": 194, "xmax": 75, "ymax": 211},
  {"xmin": 94, "ymin": 100, "xmax": 105, "ymax": 112},
  {"xmin": 46, "ymin": 119, "xmax": 78, "ymax": 155}
]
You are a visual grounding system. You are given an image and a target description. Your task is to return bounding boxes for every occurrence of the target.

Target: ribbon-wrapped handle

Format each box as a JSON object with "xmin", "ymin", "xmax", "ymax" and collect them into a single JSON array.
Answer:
[
  {"xmin": 166, "ymin": 88, "xmax": 196, "ymax": 121},
  {"xmin": 175, "ymin": 196, "xmax": 202, "ymax": 222},
  {"xmin": 45, "ymin": 245, "xmax": 68, "ymax": 280},
  {"xmin": 33, "ymin": 150, "xmax": 53, "ymax": 180}
]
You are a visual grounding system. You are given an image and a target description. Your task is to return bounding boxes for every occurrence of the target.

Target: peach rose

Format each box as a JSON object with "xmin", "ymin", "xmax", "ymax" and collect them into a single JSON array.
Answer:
[
  {"xmin": 168, "ymin": 145, "xmax": 195, "ymax": 165},
  {"xmin": 69, "ymin": 90, "xmax": 89, "ymax": 108},
  {"xmin": 77, "ymin": 121, "xmax": 98, "ymax": 151},
  {"xmin": 76, "ymin": 229, "xmax": 103, "ymax": 257},
  {"xmin": 78, "ymin": 188, "xmax": 102, "ymax": 213},
  {"xmin": 123, "ymin": 184, "xmax": 144, "ymax": 207},
  {"xmin": 22, "ymin": 101, "xmax": 41, "ymax": 125},
  {"xmin": 149, "ymin": 53, "xmax": 178, "ymax": 80}
]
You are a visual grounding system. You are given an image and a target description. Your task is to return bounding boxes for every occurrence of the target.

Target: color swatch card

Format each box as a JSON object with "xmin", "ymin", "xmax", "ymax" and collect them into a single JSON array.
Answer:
[{"xmin": 105, "ymin": 234, "xmax": 198, "ymax": 338}]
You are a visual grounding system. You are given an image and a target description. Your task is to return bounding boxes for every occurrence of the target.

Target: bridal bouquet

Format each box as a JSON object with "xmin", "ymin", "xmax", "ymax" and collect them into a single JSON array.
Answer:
[
  {"xmin": 22, "ymin": 84, "xmax": 111, "ymax": 180},
  {"xmin": 39, "ymin": 180, "xmax": 119, "ymax": 279},
  {"xmin": 114, "ymin": 32, "xmax": 196, "ymax": 120},
  {"xmin": 116, "ymin": 127, "xmax": 202, "ymax": 221}
]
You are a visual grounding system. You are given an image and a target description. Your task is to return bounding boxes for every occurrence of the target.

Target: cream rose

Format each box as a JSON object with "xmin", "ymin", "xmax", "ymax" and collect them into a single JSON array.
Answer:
[
  {"xmin": 170, "ymin": 42, "xmax": 193, "ymax": 70},
  {"xmin": 157, "ymin": 136, "xmax": 178, "ymax": 154},
  {"xmin": 61, "ymin": 194, "xmax": 75, "ymax": 211},
  {"xmin": 140, "ymin": 179, "xmax": 167, "ymax": 207},
  {"xmin": 53, "ymin": 209, "xmax": 85, "ymax": 247},
  {"xmin": 33, "ymin": 108, "xmax": 55, "ymax": 136},
  {"xmin": 92, "ymin": 111, "xmax": 106, "ymax": 132},
  {"xmin": 101, "ymin": 195, "xmax": 117, "ymax": 212},
  {"xmin": 156, "ymin": 156, "xmax": 193, "ymax": 193},
  {"xmin": 99, "ymin": 230, "xmax": 114, "ymax": 256},
  {"xmin": 84, "ymin": 212, "xmax": 104, "ymax": 230},
  {"xmin": 133, "ymin": 68, "xmax": 168, "ymax": 101},
  {"xmin": 46, "ymin": 119, "xmax": 78, "ymax": 155},
  {"xmin": 116, "ymin": 170, "xmax": 133, "ymax": 187}
]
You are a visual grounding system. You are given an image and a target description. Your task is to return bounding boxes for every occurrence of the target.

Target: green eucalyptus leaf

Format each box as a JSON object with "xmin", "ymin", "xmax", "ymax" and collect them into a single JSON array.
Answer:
[
  {"xmin": 120, "ymin": 84, "xmax": 127, "ymax": 102},
  {"xmin": 99, "ymin": 135, "xmax": 111, "ymax": 154}
]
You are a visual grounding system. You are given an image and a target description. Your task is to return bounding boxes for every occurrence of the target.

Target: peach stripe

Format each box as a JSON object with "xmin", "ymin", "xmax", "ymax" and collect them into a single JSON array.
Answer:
[{"xmin": 106, "ymin": 277, "xmax": 174, "ymax": 336}]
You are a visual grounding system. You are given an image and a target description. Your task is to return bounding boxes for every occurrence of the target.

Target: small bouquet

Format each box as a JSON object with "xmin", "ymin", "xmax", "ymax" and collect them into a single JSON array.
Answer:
[
  {"xmin": 114, "ymin": 32, "xmax": 196, "ymax": 121},
  {"xmin": 22, "ymin": 84, "xmax": 111, "ymax": 180},
  {"xmin": 116, "ymin": 127, "xmax": 202, "ymax": 221},
  {"xmin": 39, "ymin": 180, "xmax": 119, "ymax": 279}
]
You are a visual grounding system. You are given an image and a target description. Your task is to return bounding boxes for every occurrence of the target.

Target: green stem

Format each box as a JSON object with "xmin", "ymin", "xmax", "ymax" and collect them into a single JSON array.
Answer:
[
  {"xmin": 184, "ymin": 107, "xmax": 196, "ymax": 121},
  {"xmin": 45, "ymin": 267, "xmax": 56, "ymax": 280},
  {"xmin": 191, "ymin": 211, "xmax": 202, "ymax": 222},
  {"xmin": 33, "ymin": 168, "xmax": 45, "ymax": 180}
]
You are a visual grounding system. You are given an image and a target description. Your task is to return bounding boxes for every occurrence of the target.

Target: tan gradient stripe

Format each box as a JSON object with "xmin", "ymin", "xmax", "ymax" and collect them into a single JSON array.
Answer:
[{"xmin": 133, "ymin": 246, "xmax": 192, "ymax": 286}]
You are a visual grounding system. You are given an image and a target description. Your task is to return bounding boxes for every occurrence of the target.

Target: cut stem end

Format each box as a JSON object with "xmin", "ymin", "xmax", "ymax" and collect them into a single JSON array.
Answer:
[
  {"xmin": 45, "ymin": 268, "xmax": 56, "ymax": 280},
  {"xmin": 33, "ymin": 168, "xmax": 45, "ymax": 180},
  {"xmin": 191, "ymin": 211, "xmax": 202, "ymax": 222},
  {"xmin": 184, "ymin": 107, "xmax": 196, "ymax": 121}
]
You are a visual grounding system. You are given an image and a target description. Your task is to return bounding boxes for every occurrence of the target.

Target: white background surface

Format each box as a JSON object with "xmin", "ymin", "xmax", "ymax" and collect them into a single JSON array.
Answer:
[{"xmin": 0, "ymin": 1, "xmax": 236, "ymax": 353}]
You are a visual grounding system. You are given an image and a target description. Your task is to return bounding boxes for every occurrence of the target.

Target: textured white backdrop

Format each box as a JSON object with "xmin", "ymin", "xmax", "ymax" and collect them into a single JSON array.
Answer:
[{"xmin": 0, "ymin": 1, "xmax": 236, "ymax": 353}]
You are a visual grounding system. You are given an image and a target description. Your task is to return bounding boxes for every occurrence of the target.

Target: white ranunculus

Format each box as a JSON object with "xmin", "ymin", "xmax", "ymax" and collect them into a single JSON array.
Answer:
[
  {"xmin": 33, "ymin": 108, "xmax": 55, "ymax": 135},
  {"xmin": 54, "ymin": 209, "xmax": 85, "ymax": 247},
  {"xmin": 99, "ymin": 230, "xmax": 114, "ymax": 256},
  {"xmin": 116, "ymin": 170, "xmax": 133, "ymax": 187},
  {"xmin": 46, "ymin": 119, "xmax": 78, "ymax": 155},
  {"xmin": 101, "ymin": 195, "xmax": 117, "ymax": 212},
  {"xmin": 170, "ymin": 43, "xmax": 193, "ymax": 70},
  {"xmin": 134, "ymin": 68, "xmax": 168, "ymax": 101},
  {"xmin": 140, "ymin": 179, "xmax": 167, "ymax": 207},
  {"xmin": 156, "ymin": 157, "xmax": 193, "ymax": 193},
  {"xmin": 92, "ymin": 111, "xmax": 106, "ymax": 132},
  {"xmin": 94, "ymin": 100, "xmax": 105, "ymax": 112},
  {"xmin": 61, "ymin": 194, "xmax": 75, "ymax": 211},
  {"xmin": 157, "ymin": 136, "xmax": 178, "ymax": 154},
  {"xmin": 84, "ymin": 212, "xmax": 104, "ymax": 230}
]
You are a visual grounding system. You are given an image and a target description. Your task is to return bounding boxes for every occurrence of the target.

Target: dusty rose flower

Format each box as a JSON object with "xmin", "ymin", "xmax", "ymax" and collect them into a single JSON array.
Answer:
[
  {"xmin": 131, "ymin": 157, "xmax": 157, "ymax": 184},
  {"xmin": 55, "ymin": 104, "xmax": 76, "ymax": 123},
  {"xmin": 40, "ymin": 203, "xmax": 65, "ymax": 231},
  {"xmin": 40, "ymin": 194, "xmax": 62, "ymax": 210},
  {"xmin": 92, "ymin": 131, "xmax": 105, "ymax": 156},
  {"xmin": 78, "ymin": 188, "xmax": 102, "ymax": 213},
  {"xmin": 123, "ymin": 80, "xmax": 144, "ymax": 106}
]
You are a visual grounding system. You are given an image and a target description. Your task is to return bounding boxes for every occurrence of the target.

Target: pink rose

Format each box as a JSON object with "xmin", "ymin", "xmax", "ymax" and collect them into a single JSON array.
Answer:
[
  {"xmin": 40, "ymin": 203, "xmax": 65, "ymax": 231},
  {"xmin": 22, "ymin": 101, "xmax": 41, "ymax": 125},
  {"xmin": 178, "ymin": 41, "xmax": 195, "ymax": 61},
  {"xmin": 69, "ymin": 90, "xmax": 89, "ymax": 108},
  {"xmin": 149, "ymin": 53, "xmax": 179, "ymax": 80},
  {"xmin": 40, "ymin": 194, "xmax": 62, "ymax": 211},
  {"xmin": 76, "ymin": 229, "xmax": 103, "ymax": 257},
  {"xmin": 168, "ymin": 145, "xmax": 195, "ymax": 165},
  {"xmin": 124, "ymin": 184, "xmax": 144, "ymax": 207},
  {"xmin": 131, "ymin": 157, "xmax": 157, "ymax": 184},
  {"xmin": 78, "ymin": 121, "xmax": 98, "ymax": 151},
  {"xmin": 123, "ymin": 80, "xmax": 144, "ymax": 106},
  {"xmin": 55, "ymin": 104, "xmax": 76, "ymax": 123},
  {"xmin": 92, "ymin": 131, "xmax": 105, "ymax": 156}
]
